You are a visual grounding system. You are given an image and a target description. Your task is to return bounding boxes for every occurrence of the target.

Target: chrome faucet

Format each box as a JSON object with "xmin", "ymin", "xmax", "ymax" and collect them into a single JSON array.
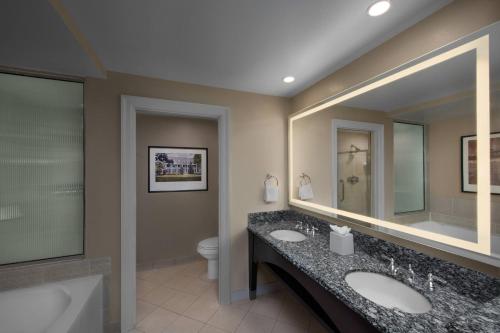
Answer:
[
  {"xmin": 407, "ymin": 264, "xmax": 415, "ymax": 283},
  {"xmin": 381, "ymin": 256, "xmax": 399, "ymax": 275},
  {"xmin": 426, "ymin": 273, "xmax": 446, "ymax": 291},
  {"xmin": 295, "ymin": 221, "xmax": 303, "ymax": 230},
  {"xmin": 311, "ymin": 226, "xmax": 319, "ymax": 237},
  {"xmin": 305, "ymin": 224, "xmax": 311, "ymax": 234}
]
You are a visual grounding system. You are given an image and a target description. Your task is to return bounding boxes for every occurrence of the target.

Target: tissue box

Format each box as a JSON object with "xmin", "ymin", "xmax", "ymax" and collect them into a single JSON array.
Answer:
[{"xmin": 330, "ymin": 232, "xmax": 354, "ymax": 255}]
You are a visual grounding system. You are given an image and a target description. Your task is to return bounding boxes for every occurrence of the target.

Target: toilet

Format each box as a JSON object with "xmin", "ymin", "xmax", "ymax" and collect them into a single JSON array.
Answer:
[{"xmin": 197, "ymin": 237, "xmax": 219, "ymax": 280}]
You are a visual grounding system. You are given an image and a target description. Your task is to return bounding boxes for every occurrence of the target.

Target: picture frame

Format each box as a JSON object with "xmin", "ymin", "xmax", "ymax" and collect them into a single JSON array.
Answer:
[
  {"xmin": 461, "ymin": 132, "xmax": 500, "ymax": 194},
  {"xmin": 148, "ymin": 146, "xmax": 208, "ymax": 192}
]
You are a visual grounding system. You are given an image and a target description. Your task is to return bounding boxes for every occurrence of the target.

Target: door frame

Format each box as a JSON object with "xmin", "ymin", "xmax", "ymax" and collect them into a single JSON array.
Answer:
[
  {"xmin": 121, "ymin": 95, "xmax": 230, "ymax": 332},
  {"xmin": 331, "ymin": 119, "xmax": 384, "ymax": 219}
]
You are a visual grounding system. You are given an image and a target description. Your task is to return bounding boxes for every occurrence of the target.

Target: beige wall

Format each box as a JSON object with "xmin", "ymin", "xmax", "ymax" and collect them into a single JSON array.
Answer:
[
  {"xmin": 292, "ymin": 0, "xmax": 500, "ymax": 112},
  {"xmin": 136, "ymin": 115, "xmax": 219, "ymax": 267},
  {"xmin": 85, "ymin": 71, "xmax": 289, "ymax": 323},
  {"xmin": 292, "ymin": 106, "xmax": 394, "ymax": 217}
]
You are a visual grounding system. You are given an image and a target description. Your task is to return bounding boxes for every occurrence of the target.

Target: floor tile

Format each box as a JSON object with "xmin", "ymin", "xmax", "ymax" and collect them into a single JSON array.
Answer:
[
  {"xmin": 164, "ymin": 315, "xmax": 204, "ymax": 333},
  {"xmin": 170, "ymin": 274, "xmax": 212, "ymax": 296},
  {"xmin": 137, "ymin": 278, "xmax": 157, "ymax": 298},
  {"xmin": 198, "ymin": 272, "xmax": 217, "ymax": 283},
  {"xmin": 142, "ymin": 266, "xmax": 178, "ymax": 286},
  {"xmin": 137, "ymin": 300, "xmax": 158, "ymax": 323},
  {"xmin": 207, "ymin": 306, "xmax": 247, "ymax": 332},
  {"xmin": 236, "ymin": 312, "xmax": 276, "ymax": 333},
  {"xmin": 277, "ymin": 300, "xmax": 311, "ymax": 329},
  {"xmin": 229, "ymin": 299, "xmax": 254, "ymax": 312},
  {"xmin": 161, "ymin": 289, "xmax": 199, "ymax": 314},
  {"xmin": 184, "ymin": 297, "xmax": 220, "ymax": 322},
  {"xmin": 307, "ymin": 317, "xmax": 329, "ymax": 333},
  {"xmin": 249, "ymin": 293, "xmax": 283, "ymax": 319},
  {"xmin": 273, "ymin": 321, "xmax": 307, "ymax": 333},
  {"xmin": 198, "ymin": 283, "xmax": 218, "ymax": 302},
  {"xmin": 137, "ymin": 308, "xmax": 179, "ymax": 333},
  {"xmin": 135, "ymin": 260, "xmax": 225, "ymax": 332},
  {"xmin": 139, "ymin": 285, "xmax": 177, "ymax": 306},
  {"xmin": 137, "ymin": 269, "xmax": 155, "ymax": 280},
  {"xmin": 200, "ymin": 324, "xmax": 228, "ymax": 333},
  {"xmin": 180, "ymin": 260, "xmax": 206, "ymax": 277}
]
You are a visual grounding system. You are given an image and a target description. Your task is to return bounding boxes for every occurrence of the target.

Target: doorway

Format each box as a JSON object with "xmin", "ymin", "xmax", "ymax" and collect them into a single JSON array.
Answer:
[
  {"xmin": 331, "ymin": 119, "xmax": 385, "ymax": 219},
  {"xmin": 121, "ymin": 96, "xmax": 230, "ymax": 332}
]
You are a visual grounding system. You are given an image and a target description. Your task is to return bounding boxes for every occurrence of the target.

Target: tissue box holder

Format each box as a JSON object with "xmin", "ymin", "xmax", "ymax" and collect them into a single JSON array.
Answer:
[{"xmin": 329, "ymin": 232, "xmax": 354, "ymax": 255}]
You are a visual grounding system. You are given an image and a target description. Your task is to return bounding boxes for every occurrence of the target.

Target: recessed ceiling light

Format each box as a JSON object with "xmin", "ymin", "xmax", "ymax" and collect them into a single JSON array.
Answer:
[
  {"xmin": 367, "ymin": 0, "xmax": 391, "ymax": 17},
  {"xmin": 283, "ymin": 76, "xmax": 295, "ymax": 83}
]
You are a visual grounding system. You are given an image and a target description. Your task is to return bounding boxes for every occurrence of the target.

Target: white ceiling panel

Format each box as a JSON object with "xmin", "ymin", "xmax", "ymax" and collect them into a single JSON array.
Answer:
[
  {"xmin": 60, "ymin": 0, "xmax": 451, "ymax": 96},
  {"xmin": 0, "ymin": 0, "xmax": 102, "ymax": 78}
]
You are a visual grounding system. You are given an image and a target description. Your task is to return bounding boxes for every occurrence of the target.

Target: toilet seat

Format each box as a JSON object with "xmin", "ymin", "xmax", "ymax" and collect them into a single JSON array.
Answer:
[{"xmin": 198, "ymin": 237, "xmax": 218, "ymax": 250}]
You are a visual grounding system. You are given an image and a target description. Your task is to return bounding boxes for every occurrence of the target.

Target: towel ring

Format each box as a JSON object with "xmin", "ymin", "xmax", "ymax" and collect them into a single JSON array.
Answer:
[
  {"xmin": 299, "ymin": 173, "xmax": 311, "ymax": 186},
  {"xmin": 264, "ymin": 174, "xmax": 279, "ymax": 186}
]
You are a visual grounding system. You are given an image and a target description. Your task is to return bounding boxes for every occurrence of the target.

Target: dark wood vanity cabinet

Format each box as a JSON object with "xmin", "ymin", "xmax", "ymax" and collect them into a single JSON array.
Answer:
[{"xmin": 248, "ymin": 231, "xmax": 379, "ymax": 333}]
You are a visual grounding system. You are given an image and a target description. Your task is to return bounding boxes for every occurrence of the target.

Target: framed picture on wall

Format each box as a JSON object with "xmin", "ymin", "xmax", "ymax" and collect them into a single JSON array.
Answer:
[
  {"xmin": 149, "ymin": 146, "xmax": 208, "ymax": 192},
  {"xmin": 461, "ymin": 132, "xmax": 500, "ymax": 194}
]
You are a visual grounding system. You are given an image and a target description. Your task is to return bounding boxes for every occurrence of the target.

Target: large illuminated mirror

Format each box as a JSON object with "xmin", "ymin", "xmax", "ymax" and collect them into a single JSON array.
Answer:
[{"xmin": 290, "ymin": 21, "xmax": 500, "ymax": 265}]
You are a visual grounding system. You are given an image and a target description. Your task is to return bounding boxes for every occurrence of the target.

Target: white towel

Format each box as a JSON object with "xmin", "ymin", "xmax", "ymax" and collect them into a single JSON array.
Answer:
[
  {"xmin": 329, "ymin": 224, "xmax": 351, "ymax": 235},
  {"xmin": 299, "ymin": 183, "xmax": 314, "ymax": 200},
  {"xmin": 264, "ymin": 183, "xmax": 279, "ymax": 203}
]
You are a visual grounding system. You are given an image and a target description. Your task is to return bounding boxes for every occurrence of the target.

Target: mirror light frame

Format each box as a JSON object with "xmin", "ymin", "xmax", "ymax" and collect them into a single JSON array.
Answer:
[{"xmin": 289, "ymin": 35, "xmax": 491, "ymax": 255}]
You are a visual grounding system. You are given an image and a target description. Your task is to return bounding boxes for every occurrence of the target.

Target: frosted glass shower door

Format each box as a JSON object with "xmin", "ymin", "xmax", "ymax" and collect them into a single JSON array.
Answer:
[
  {"xmin": 393, "ymin": 122, "xmax": 425, "ymax": 214},
  {"xmin": 0, "ymin": 73, "xmax": 84, "ymax": 265}
]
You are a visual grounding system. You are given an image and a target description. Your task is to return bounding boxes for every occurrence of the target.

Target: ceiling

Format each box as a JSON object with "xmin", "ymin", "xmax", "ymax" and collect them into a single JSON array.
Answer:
[
  {"xmin": 0, "ymin": 0, "xmax": 102, "ymax": 78},
  {"xmin": 341, "ymin": 50, "xmax": 477, "ymax": 112},
  {"xmin": 341, "ymin": 22, "xmax": 500, "ymax": 117},
  {"xmin": 1, "ymin": 0, "xmax": 452, "ymax": 96}
]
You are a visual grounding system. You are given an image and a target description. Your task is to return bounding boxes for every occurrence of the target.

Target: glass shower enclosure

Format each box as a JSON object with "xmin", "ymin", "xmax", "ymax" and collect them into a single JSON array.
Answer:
[{"xmin": 336, "ymin": 129, "xmax": 372, "ymax": 216}]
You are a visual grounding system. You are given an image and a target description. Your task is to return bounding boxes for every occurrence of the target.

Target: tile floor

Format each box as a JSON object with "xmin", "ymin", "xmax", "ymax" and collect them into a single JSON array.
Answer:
[{"xmin": 133, "ymin": 259, "xmax": 329, "ymax": 333}]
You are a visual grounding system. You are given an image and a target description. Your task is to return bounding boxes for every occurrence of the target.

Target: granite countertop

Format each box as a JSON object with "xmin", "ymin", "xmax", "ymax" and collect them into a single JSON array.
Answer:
[{"xmin": 248, "ymin": 210, "xmax": 500, "ymax": 333}]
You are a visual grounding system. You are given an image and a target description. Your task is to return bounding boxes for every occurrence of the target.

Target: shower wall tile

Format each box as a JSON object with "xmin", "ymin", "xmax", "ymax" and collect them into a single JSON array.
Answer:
[
  {"xmin": 90, "ymin": 257, "xmax": 112, "ymax": 275},
  {"xmin": 44, "ymin": 260, "xmax": 91, "ymax": 281},
  {"xmin": 0, "ymin": 265, "xmax": 45, "ymax": 291}
]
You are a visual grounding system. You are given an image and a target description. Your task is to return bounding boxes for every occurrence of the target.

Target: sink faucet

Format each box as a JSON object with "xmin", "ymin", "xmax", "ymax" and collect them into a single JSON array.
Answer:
[
  {"xmin": 407, "ymin": 264, "xmax": 415, "ymax": 284},
  {"xmin": 426, "ymin": 273, "xmax": 446, "ymax": 291},
  {"xmin": 381, "ymin": 256, "xmax": 399, "ymax": 275},
  {"xmin": 311, "ymin": 226, "xmax": 319, "ymax": 237},
  {"xmin": 295, "ymin": 221, "xmax": 303, "ymax": 230}
]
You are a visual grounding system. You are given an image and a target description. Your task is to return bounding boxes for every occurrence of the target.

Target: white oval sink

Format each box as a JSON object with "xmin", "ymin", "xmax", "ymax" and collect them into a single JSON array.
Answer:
[
  {"xmin": 345, "ymin": 271, "xmax": 431, "ymax": 314},
  {"xmin": 269, "ymin": 230, "xmax": 306, "ymax": 242}
]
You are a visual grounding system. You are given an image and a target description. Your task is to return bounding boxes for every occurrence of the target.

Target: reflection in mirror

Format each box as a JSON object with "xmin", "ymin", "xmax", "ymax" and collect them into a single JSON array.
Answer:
[{"xmin": 290, "ymin": 21, "xmax": 500, "ymax": 263}]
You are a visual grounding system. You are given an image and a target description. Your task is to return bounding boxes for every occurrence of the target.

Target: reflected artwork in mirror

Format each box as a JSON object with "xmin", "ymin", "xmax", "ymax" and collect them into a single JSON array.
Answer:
[{"xmin": 290, "ymin": 21, "xmax": 500, "ymax": 264}]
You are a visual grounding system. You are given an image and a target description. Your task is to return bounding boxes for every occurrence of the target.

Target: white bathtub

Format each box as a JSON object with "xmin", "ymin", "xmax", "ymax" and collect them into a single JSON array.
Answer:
[
  {"xmin": 383, "ymin": 221, "xmax": 500, "ymax": 267},
  {"xmin": 0, "ymin": 275, "xmax": 103, "ymax": 333}
]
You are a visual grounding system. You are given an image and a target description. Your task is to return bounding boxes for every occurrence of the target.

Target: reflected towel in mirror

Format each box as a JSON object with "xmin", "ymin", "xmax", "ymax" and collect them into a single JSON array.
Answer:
[{"xmin": 299, "ymin": 183, "xmax": 314, "ymax": 200}]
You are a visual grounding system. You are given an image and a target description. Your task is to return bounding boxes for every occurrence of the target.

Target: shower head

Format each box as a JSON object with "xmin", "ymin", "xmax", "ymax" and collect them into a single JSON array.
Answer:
[{"xmin": 350, "ymin": 144, "xmax": 362, "ymax": 153}]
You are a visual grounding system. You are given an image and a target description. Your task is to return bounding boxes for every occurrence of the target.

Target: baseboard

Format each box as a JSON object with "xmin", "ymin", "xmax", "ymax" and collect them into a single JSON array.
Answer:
[{"xmin": 230, "ymin": 282, "xmax": 284, "ymax": 302}]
